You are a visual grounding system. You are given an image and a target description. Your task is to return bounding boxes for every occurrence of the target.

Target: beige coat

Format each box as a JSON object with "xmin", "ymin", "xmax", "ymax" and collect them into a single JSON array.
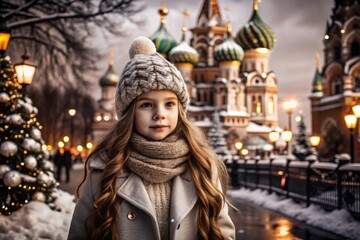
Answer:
[{"xmin": 67, "ymin": 152, "xmax": 235, "ymax": 240}]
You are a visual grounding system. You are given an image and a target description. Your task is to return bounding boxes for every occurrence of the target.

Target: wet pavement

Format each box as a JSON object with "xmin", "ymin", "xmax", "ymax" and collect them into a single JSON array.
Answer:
[{"xmin": 60, "ymin": 164, "xmax": 346, "ymax": 240}]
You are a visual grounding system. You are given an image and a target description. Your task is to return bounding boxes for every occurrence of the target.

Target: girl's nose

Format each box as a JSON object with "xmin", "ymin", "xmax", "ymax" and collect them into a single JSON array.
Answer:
[{"xmin": 153, "ymin": 108, "xmax": 166, "ymax": 120}]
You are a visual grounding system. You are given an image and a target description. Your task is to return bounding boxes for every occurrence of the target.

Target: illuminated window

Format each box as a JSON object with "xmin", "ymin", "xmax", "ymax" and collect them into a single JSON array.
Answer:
[{"xmin": 268, "ymin": 97, "xmax": 274, "ymax": 114}]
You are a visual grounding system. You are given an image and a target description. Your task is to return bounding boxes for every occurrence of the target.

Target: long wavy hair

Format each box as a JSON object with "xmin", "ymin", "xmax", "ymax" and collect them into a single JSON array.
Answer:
[{"xmin": 78, "ymin": 102, "xmax": 229, "ymax": 240}]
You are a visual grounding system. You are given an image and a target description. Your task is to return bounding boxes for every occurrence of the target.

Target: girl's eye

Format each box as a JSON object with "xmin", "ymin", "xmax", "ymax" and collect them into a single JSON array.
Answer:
[
  {"xmin": 140, "ymin": 102, "xmax": 152, "ymax": 108},
  {"xmin": 165, "ymin": 101, "xmax": 176, "ymax": 108}
]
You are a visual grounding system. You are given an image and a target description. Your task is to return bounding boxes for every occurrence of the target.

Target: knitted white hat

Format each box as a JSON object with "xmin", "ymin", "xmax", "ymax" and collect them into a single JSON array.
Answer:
[{"xmin": 115, "ymin": 36, "xmax": 189, "ymax": 119}]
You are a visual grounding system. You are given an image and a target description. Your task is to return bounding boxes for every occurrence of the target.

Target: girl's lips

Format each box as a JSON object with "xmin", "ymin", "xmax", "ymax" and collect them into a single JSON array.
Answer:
[{"xmin": 149, "ymin": 125, "xmax": 168, "ymax": 130}]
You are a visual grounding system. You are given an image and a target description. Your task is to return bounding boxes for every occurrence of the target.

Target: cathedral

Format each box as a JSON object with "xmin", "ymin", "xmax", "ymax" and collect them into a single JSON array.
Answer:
[
  {"xmin": 310, "ymin": 0, "xmax": 360, "ymax": 162},
  {"xmin": 93, "ymin": 0, "xmax": 279, "ymax": 154}
]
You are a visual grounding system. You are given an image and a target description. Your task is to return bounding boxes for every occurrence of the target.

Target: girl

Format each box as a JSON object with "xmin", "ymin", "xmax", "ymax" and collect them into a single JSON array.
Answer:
[{"xmin": 68, "ymin": 36, "xmax": 235, "ymax": 240}]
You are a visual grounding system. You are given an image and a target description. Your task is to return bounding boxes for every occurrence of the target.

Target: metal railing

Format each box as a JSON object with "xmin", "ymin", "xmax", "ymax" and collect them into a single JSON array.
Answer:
[{"xmin": 227, "ymin": 158, "xmax": 360, "ymax": 220}]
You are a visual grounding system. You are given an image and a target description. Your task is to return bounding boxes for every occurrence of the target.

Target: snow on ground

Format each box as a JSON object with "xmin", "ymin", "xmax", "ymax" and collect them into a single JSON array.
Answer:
[
  {"xmin": 228, "ymin": 188, "xmax": 360, "ymax": 240},
  {"xmin": 1, "ymin": 186, "xmax": 359, "ymax": 239},
  {"xmin": 0, "ymin": 190, "xmax": 75, "ymax": 240}
]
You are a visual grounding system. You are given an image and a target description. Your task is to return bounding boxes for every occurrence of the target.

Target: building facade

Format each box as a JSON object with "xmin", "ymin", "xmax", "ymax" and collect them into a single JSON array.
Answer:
[{"xmin": 310, "ymin": 0, "xmax": 360, "ymax": 162}]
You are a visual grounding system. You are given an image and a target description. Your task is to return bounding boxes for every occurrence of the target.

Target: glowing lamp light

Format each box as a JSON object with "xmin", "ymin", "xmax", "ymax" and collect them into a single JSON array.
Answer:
[
  {"xmin": 0, "ymin": 22, "xmax": 11, "ymax": 52},
  {"xmin": 63, "ymin": 136, "xmax": 70, "ymax": 143},
  {"xmin": 14, "ymin": 52, "xmax": 36, "ymax": 85},
  {"xmin": 86, "ymin": 142, "xmax": 93, "ymax": 149},
  {"xmin": 68, "ymin": 109, "xmax": 76, "ymax": 117},
  {"xmin": 309, "ymin": 135, "xmax": 321, "ymax": 147},
  {"xmin": 241, "ymin": 148, "xmax": 249, "ymax": 156},
  {"xmin": 234, "ymin": 141, "xmax": 243, "ymax": 151},
  {"xmin": 352, "ymin": 104, "xmax": 360, "ymax": 118},
  {"xmin": 269, "ymin": 131, "xmax": 280, "ymax": 143},
  {"xmin": 77, "ymin": 145, "xmax": 83, "ymax": 152},
  {"xmin": 344, "ymin": 114, "xmax": 357, "ymax": 129},
  {"xmin": 283, "ymin": 100, "xmax": 297, "ymax": 114},
  {"xmin": 58, "ymin": 141, "xmax": 64, "ymax": 148},
  {"xmin": 281, "ymin": 129, "xmax": 292, "ymax": 143}
]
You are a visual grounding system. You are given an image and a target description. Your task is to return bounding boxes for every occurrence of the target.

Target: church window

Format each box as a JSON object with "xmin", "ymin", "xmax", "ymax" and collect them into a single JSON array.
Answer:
[
  {"xmin": 200, "ymin": 49, "xmax": 207, "ymax": 64},
  {"xmin": 334, "ymin": 45, "xmax": 341, "ymax": 60},
  {"xmin": 354, "ymin": 72, "xmax": 360, "ymax": 92},
  {"xmin": 222, "ymin": 95, "xmax": 227, "ymax": 105},
  {"xmin": 197, "ymin": 91, "xmax": 201, "ymax": 102},
  {"xmin": 332, "ymin": 76, "xmax": 342, "ymax": 95},
  {"xmin": 201, "ymin": 74, "xmax": 204, "ymax": 82},
  {"xmin": 351, "ymin": 41, "xmax": 360, "ymax": 57},
  {"xmin": 256, "ymin": 96, "xmax": 262, "ymax": 114},
  {"xmin": 252, "ymin": 96, "xmax": 257, "ymax": 113},
  {"xmin": 268, "ymin": 97, "xmax": 274, "ymax": 115}
]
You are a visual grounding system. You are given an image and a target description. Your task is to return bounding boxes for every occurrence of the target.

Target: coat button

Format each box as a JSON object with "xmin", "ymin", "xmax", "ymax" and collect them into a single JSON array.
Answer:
[{"xmin": 127, "ymin": 211, "xmax": 136, "ymax": 221}]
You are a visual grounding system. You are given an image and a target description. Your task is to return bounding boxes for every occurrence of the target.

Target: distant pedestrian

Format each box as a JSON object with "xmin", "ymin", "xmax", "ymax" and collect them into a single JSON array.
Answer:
[
  {"xmin": 62, "ymin": 148, "xmax": 72, "ymax": 183},
  {"xmin": 54, "ymin": 149, "xmax": 62, "ymax": 181}
]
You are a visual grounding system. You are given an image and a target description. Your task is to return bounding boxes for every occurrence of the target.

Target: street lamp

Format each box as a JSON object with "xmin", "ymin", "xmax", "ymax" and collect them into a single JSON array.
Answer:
[
  {"xmin": 68, "ymin": 109, "xmax": 77, "ymax": 148},
  {"xmin": 309, "ymin": 135, "xmax": 321, "ymax": 153},
  {"xmin": 235, "ymin": 141, "xmax": 243, "ymax": 152},
  {"xmin": 344, "ymin": 114, "xmax": 357, "ymax": 163},
  {"xmin": 281, "ymin": 129, "xmax": 292, "ymax": 156},
  {"xmin": 0, "ymin": 21, "xmax": 11, "ymax": 53},
  {"xmin": 283, "ymin": 99, "xmax": 297, "ymax": 132},
  {"xmin": 240, "ymin": 148, "xmax": 249, "ymax": 159},
  {"xmin": 269, "ymin": 130, "xmax": 280, "ymax": 155},
  {"xmin": 14, "ymin": 50, "xmax": 37, "ymax": 93}
]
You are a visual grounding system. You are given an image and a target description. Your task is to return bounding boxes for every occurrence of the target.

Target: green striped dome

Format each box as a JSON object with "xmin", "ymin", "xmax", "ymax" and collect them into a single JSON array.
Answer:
[
  {"xmin": 312, "ymin": 68, "xmax": 323, "ymax": 93},
  {"xmin": 169, "ymin": 36, "xmax": 199, "ymax": 65},
  {"xmin": 214, "ymin": 35, "xmax": 244, "ymax": 62},
  {"xmin": 99, "ymin": 64, "xmax": 119, "ymax": 87},
  {"xmin": 149, "ymin": 23, "xmax": 178, "ymax": 56},
  {"xmin": 235, "ymin": 10, "xmax": 275, "ymax": 50}
]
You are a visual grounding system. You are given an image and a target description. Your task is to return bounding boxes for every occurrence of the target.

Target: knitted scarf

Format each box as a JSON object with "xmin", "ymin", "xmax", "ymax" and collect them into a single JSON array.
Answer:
[{"xmin": 126, "ymin": 133, "xmax": 190, "ymax": 240}]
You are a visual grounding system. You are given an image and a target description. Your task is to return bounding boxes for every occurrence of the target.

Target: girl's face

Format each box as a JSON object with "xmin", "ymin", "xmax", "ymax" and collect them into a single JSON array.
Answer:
[{"xmin": 134, "ymin": 90, "xmax": 179, "ymax": 141}]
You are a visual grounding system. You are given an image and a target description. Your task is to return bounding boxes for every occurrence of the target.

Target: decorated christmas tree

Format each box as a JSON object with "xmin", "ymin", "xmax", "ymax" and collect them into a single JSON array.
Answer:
[
  {"xmin": 292, "ymin": 115, "xmax": 314, "ymax": 161},
  {"xmin": 0, "ymin": 53, "xmax": 57, "ymax": 215}
]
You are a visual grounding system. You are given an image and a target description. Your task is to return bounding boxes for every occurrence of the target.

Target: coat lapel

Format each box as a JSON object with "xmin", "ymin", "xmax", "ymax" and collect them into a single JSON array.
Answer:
[
  {"xmin": 116, "ymin": 172, "xmax": 156, "ymax": 218},
  {"xmin": 170, "ymin": 169, "xmax": 198, "ymax": 233}
]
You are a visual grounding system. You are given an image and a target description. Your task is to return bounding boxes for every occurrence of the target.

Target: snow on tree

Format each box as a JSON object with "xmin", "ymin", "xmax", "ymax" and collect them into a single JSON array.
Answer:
[
  {"xmin": 0, "ymin": 53, "xmax": 57, "ymax": 215},
  {"xmin": 292, "ymin": 115, "xmax": 314, "ymax": 161},
  {"xmin": 207, "ymin": 111, "xmax": 232, "ymax": 161}
]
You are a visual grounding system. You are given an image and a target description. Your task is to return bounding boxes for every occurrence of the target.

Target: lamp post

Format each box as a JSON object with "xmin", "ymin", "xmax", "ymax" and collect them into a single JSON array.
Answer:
[
  {"xmin": 281, "ymin": 128, "xmax": 292, "ymax": 156},
  {"xmin": 344, "ymin": 114, "xmax": 357, "ymax": 163},
  {"xmin": 283, "ymin": 99, "xmax": 297, "ymax": 132},
  {"xmin": 269, "ymin": 130, "xmax": 280, "ymax": 155},
  {"xmin": 240, "ymin": 148, "xmax": 249, "ymax": 159},
  {"xmin": 14, "ymin": 50, "xmax": 36, "ymax": 94},
  {"xmin": 68, "ymin": 109, "xmax": 76, "ymax": 148}
]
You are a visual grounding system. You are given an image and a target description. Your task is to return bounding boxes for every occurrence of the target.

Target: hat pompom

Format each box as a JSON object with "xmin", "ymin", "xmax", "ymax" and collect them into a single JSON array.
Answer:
[{"xmin": 129, "ymin": 36, "xmax": 157, "ymax": 59}]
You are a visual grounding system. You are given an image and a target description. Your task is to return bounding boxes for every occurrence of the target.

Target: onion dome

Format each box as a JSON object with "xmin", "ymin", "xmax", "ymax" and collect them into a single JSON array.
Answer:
[
  {"xmin": 312, "ymin": 54, "xmax": 323, "ymax": 93},
  {"xmin": 149, "ymin": 6, "xmax": 177, "ymax": 57},
  {"xmin": 235, "ymin": 3, "xmax": 275, "ymax": 50},
  {"xmin": 169, "ymin": 27, "xmax": 199, "ymax": 65},
  {"xmin": 214, "ymin": 25, "xmax": 244, "ymax": 62},
  {"xmin": 99, "ymin": 53, "xmax": 119, "ymax": 87}
]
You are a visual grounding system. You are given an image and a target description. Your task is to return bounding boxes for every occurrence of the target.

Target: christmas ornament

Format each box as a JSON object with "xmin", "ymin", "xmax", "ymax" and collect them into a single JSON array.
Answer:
[
  {"xmin": 24, "ymin": 96, "xmax": 33, "ymax": 104},
  {"xmin": 0, "ymin": 92, "xmax": 10, "ymax": 103},
  {"xmin": 42, "ymin": 149, "xmax": 50, "ymax": 160},
  {"xmin": 23, "ymin": 103, "xmax": 33, "ymax": 114},
  {"xmin": 33, "ymin": 107, "xmax": 39, "ymax": 115},
  {"xmin": 17, "ymin": 99, "xmax": 25, "ymax": 106},
  {"xmin": 22, "ymin": 138, "xmax": 36, "ymax": 151},
  {"xmin": 0, "ymin": 165, "xmax": 11, "ymax": 177},
  {"xmin": 24, "ymin": 155, "xmax": 37, "ymax": 170},
  {"xmin": 30, "ymin": 128, "xmax": 42, "ymax": 140},
  {"xmin": 37, "ymin": 172, "xmax": 49, "ymax": 184},
  {"xmin": 43, "ymin": 160, "xmax": 53, "ymax": 171},
  {"xmin": 3, "ymin": 171, "xmax": 21, "ymax": 187},
  {"xmin": 0, "ymin": 141, "xmax": 18, "ymax": 157},
  {"xmin": 8, "ymin": 114, "xmax": 23, "ymax": 125},
  {"xmin": 33, "ymin": 142, "xmax": 42, "ymax": 152},
  {"xmin": 32, "ymin": 192, "xmax": 45, "ymax": 202}
]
